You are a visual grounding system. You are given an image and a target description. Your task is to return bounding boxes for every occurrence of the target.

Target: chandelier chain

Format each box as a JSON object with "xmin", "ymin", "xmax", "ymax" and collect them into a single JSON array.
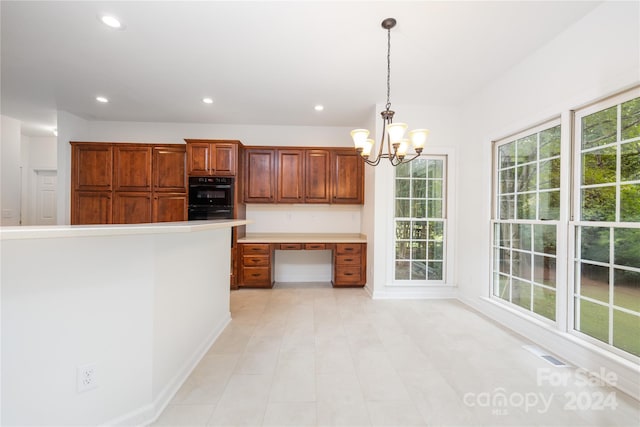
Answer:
[{"xmin": 386, "ymin": 26, "xmax": 392, "ymax": 111}]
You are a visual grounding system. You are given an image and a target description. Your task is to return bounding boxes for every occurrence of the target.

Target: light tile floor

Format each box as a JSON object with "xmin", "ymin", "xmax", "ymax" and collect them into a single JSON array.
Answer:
[{"xmin": 152, "ymin": 284, "xmax": 640, "ymax": 426}]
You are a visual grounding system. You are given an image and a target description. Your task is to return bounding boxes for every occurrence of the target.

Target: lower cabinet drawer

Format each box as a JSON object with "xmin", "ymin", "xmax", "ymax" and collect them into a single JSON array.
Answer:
[
  {"xmin": 279, "ymin": 243, "xmax": 302, "ymax": 250},
  {"xmin": 336, "ymin": 254, "xmax": 361, "ymax": 265},
  {"xmin": 334, "ymin": 266, "xmax": 362, "ymax": 284},
  {"xmin": 242, "ymin": 267, "xmax": 271, "ymax": 284},
  {"xmin": 243, "ymin": 255, "xmax": 269, "ymax": 267},
  {"xmin": 305, "ymin": 243, "xmax": 326, "ymax": 250}
]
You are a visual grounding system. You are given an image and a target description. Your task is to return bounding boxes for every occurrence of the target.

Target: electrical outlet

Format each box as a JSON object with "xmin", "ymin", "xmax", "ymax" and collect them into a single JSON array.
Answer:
[{"xmin": 77, "ymin": 363, "xmax": 98, "ymax": 392}]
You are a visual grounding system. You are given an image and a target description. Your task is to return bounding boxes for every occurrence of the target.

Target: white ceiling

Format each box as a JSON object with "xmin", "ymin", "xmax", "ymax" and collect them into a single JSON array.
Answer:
[{"xmin": 1, "ymin": 1, "xmax": 601, "ymax": 137}]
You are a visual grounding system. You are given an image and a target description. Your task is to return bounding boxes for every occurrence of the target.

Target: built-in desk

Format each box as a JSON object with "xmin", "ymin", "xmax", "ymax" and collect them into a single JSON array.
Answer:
[{"xmin": 236, "ymin": 233, "xmax": 367, "ymax": 287}]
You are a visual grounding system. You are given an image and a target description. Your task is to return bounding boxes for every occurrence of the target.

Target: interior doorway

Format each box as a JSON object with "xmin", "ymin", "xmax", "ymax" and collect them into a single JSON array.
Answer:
[{"xmin": 31, "ymin": 169, "xmax": 57, "ymax": 225}]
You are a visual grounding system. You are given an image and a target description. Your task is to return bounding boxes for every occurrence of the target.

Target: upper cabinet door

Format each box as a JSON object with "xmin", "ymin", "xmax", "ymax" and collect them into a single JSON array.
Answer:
[
  {"xmin": 244, "ymin": 149, "xmax": 276, "ymax": 203},
  {"xmin": 114, "ymin": 145, "xmax": 152, "ymax": 192},
  {"xmin": 277, "ymin": 149, "xmax": 304, "ymax": 203},
  {"xmin": 186, "ymin": 142, "xmax": 212, "ymax": 175},
  {"xmin": 72, "ymin": 143, "xmax": 113, "ymax": 191},
  {"xmin": 213, "ymin": 144, "xmax": 237, "ymax": 176},
  {"xmin": 305, "ymin": 149, "xmax": 331, "ymax": 203},
  {"xmin": 153, "ymin": 145, "xmax": 186, "ymax": 192},
  {"xmin": 332, "ymin": 149, "xmax": 364, "ymax": 204}
]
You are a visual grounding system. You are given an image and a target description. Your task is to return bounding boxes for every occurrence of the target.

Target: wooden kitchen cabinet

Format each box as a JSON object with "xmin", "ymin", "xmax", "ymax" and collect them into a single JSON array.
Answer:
[
  {"xmin": 114, "ymin": 145, "xmax": 152, "ymax": 192},
  {"xmin": 153, "ymin": 145, "xmax": 186, "ymax": 192},
  {"xmin": 153, "ymin": 193, "xmax": 188, "ymax": 223},
  {"xmin": 305, "ymin": 149, "xmax": 331, "ymax": 203},
  {"xmin": 72, "ymin": 191, "xmax": 112, "ymax": 225},
  {"xmin": 113, "ymin": 192, "xmax": 152, "ymax": 224},
  {"xmin": 71, "ymin": 142, "xmax": 187, "ymax": 225},
  {"xmin": 243, "ymin": 146, "xmax": 362, "ymax": 205},
  {"xmin": 277, "ymin": 149, "xmax": 304, "ymax": 203},
  {"xmin": 244, "ymin": 149, "xmax": 276, "ymax": 203},
  {"xmin": 332, "ymin": 150, "xmax": 364, "ymax": 204},
  {"xmin": 333, "ymin": 243, "xmax": 367, "ymax": 287},
  {"xmin": 238, "ymin": 243, "xmax": 273, "ymax": 288},
  {"xmin": 185, "ymin": 140, "xmax": 238, "ymax": 176},
  {"xmin": 72, "ymin": 144, "xmax": 113, "ymax": 191}
]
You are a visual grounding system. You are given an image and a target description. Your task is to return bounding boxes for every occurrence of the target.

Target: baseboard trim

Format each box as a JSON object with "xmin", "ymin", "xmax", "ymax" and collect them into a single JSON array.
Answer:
[{"xmin": 103, "ymin": 312, "xmax": 232, "ymax": 427}]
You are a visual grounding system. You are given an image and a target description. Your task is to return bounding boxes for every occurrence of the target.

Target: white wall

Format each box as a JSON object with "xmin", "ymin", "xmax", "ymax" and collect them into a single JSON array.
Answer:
[
  {"xmin": 57, "ymin": 111, "xmax": 89, "ymax": 224},
  {"xmin": 1, "ymin": 115, "xmax": 22, "ymax": 225},
  {"xmin": 1, "ymin": 226, "xmax": 232, "ymax": 426},
  {"xmin": 86, "ymin": 120, "xmax": 354, "ymax": 147},
  {"xmin": 456, "ymin": 1, "xmax": 640, "ymax": 399},
  {"xmin": 367, "ymin": 103, "xmax": 461, "ymax": 298}
]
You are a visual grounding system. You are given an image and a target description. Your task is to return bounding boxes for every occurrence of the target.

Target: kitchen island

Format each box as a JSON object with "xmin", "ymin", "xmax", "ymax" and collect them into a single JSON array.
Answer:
[{"xmin": 1, "ymin": 219, "xmax": 248, "ymax": 427}]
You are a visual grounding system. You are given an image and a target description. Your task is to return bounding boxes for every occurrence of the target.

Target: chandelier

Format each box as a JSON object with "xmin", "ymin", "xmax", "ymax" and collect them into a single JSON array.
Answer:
[{"xmin": 350, "ymin": 18, "xmax": 429, "ymax": 166}]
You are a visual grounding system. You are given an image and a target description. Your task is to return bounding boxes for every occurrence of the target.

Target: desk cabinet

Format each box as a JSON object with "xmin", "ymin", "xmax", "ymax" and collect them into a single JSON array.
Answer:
[
  {"xmin": 238, "ymin": 243, "xmax": 273, "ymax": 288},
  {"xmin": 333, "ymin": 243, "xmax": 367, "ymax": 286},
  {"xmin": 237, "ymin": 240, "xmax": 366, "ymax": 288}
]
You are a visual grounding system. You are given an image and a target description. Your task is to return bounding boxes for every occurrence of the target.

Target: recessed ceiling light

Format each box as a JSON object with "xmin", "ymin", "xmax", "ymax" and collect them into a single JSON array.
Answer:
[
  {"xmin": 202, "ymin": 97, "xmax": 214, "ymax": 104},
  {"xmin": 100, "ymin": 15, "xmax": 122, "ymax": 29},
  {"xmin": 314, "ymin": 105, "xmax": 324, "ymax": 111},
  {"xmin": 96, "ymin": 96, "xmax": 109, "ymax": 103}
]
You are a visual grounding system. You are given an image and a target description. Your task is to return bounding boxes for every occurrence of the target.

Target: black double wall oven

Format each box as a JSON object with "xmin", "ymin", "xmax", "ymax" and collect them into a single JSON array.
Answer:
[{"xmin": 188, "ymin": 176, "xmax": 234, "ymax": 220}]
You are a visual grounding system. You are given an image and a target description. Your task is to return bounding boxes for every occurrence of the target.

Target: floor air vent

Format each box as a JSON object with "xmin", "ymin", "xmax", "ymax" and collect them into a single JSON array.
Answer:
[{"xmin": 522, "ymin": 345, "xmax": 570, "ymax": 367}]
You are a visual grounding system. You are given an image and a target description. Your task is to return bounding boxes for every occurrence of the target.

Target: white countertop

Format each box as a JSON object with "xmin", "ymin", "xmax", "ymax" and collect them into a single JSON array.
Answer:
[
  {"xmin": 237, "ymin": 233, "xmax": 367, "ymax": 243},
  {"xmin": 0, "ymin": 219, "xmax": 251, "ymax": 240}
]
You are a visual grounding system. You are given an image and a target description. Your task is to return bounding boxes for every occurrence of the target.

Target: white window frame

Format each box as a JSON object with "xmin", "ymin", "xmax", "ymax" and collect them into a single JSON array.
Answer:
[
  {"xmin": 569, "ymin": 87, "xmax": 640, "ymax": 361},
  {"xmin": 490, "ymin": 118, "xmax": 565, "ymax": 324},
  {"xmin": 390, "ymin": 149, "xmax": 455, "ymax": 287}
]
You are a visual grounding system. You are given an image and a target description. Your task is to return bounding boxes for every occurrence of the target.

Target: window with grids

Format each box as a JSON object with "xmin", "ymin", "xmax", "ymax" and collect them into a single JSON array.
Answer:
[
  {"xmin": 573, "ymin": 94, "xmax": 640, "ymax": 357},
  {"xmin": 394, "ymin": 157, "xmax": 446, "ymax": 282},
  {"xmin": 492, "ymin": 122, "xmax": 561, "ymax": 321}
]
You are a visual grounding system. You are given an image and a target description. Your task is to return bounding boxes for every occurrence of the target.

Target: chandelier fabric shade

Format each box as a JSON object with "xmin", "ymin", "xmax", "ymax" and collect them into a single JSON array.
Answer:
[{"xmin": 351, "ymin": 18, "xmax": 430, "ymax": 166}]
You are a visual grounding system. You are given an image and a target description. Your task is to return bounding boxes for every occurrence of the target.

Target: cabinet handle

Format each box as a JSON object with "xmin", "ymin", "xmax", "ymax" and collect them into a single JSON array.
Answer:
[
  {"xmin": 345, "ymin": 273, "xmax": 353, "ymax": 276},
  {"xmin": 251, "ymin": 273, "xmax": 261, "ymax": 277},
  {"xmin": 344, "ymin": 258, "xmax": 353, "ymax": 262},
  {"xmin": 344, "ymin": 248, "xmax": 354, "ymax": 252}
]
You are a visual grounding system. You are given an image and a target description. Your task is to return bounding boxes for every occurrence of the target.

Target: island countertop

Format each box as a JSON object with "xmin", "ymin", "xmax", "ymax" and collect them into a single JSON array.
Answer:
[
  {"xmin": 0, "ymin": 219, "xmax": 251, "ymax": 240},
  {"xmin": 237, "ymin": 232, "xmax": 367, "ymax": 244}
]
